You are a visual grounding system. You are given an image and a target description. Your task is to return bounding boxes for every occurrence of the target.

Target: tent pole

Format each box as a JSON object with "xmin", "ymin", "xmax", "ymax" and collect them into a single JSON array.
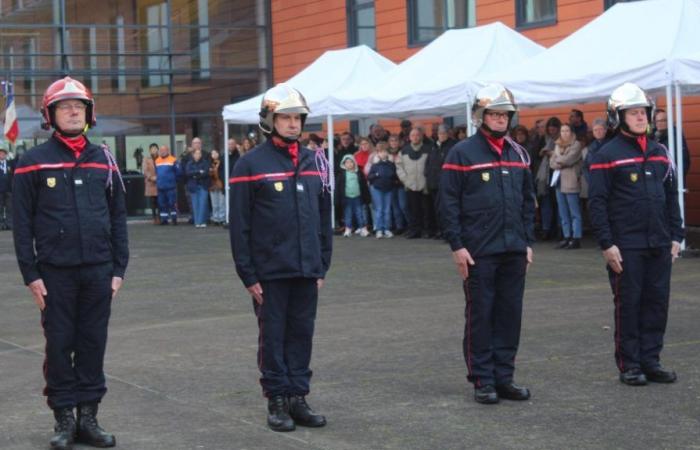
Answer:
[
  {"xmin": 327, "ymin": 115, "xmax": 335, "ymax": 229},
  {"xmin": 466, "ymin": 101, "xmax": 472, "ymax": 137},
  {"xmin": 665, "ymin": 83, "xmax": 676, "ymax": 165},
  {"xmin": 224, "ymin": 121, "xmax": 230, "ymax": 225},
  {"xmin": 674, "ymin": 82, "xmax": 686, "ymax": 250}
]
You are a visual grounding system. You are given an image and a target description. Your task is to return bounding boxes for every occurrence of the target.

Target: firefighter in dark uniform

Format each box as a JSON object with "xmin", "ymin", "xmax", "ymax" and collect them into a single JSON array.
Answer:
[
  {"xmin": 440, "ymin": 84, "xmax": 535, "ymax": 405},
  {"xmin": 12, "ymin": 77, "xmax": 128, "ymax": 450},
  {"xmin": 589, "ymin": 83, "xmax": 684, "ymax": 386},
  {"xmin": 229, "ymin": 84, "xmax": 333, "ymax": 432}
]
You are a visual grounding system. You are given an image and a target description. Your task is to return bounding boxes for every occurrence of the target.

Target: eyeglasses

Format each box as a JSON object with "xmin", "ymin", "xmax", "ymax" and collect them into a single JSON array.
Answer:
[
  {"xmin": 485, "ymin": 111, "xmax": 509, "ymax": 119},
  {"xmin": 56, "ymin": 103, "xmax": 87, "ymax": 112}
]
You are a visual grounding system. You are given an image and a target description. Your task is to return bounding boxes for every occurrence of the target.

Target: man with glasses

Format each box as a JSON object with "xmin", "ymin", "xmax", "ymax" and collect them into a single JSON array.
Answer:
[
  {"xmin": 12, "ymin": 77, "xmax": 128, "ymax": 449},
  {"xmin": 440, "ymin": 83, "xmax": 535, "ymax": 405}
]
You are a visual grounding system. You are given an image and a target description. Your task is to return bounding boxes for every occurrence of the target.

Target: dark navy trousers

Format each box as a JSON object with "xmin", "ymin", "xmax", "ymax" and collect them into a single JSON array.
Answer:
[
  {"xmin": 463, "ymin": 252, "xmax": 527, "ymax": 387},
  {"xmin": 253, "ymin": 278, "xmax": 318, "ymax": 397},
  {"xmin": 607, "ymin": 247, "xmax": 672, "ymax": 372},
  {"xmin": 39, "ymin": 262, "xmax": 113, "ymax": 410}
]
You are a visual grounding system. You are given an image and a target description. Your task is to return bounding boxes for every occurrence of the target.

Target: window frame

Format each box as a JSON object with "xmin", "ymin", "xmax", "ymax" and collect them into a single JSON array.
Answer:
[
  {"xmin": 515, "ymin": 0, "xmax": 557, "ymax": 31},
  {"xmin": 406, "ymin": 0, "xmax": 473, "ymax": 47},
  {"xmin": 346, "ymin": 0, "xmax": 376, "ymax": 49},
  {"xmin": 604, "ymin": 0, "xmax": 642, "ymax": 10}
]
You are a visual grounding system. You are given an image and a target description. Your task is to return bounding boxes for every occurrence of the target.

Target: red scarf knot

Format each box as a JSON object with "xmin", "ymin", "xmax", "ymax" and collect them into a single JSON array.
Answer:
[
  {"xmin": 272, "ymin": 136, "xmax": 299, "ymax": 167},
  {"xmin": 55, "ymin": 133, "xmax": 87, "ymax": 159}
]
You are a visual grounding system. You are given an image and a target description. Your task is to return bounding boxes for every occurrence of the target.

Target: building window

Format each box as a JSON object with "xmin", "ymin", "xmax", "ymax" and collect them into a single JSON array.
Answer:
[
  {"xmin": 407, "ymin": 0, "xmax": 475, "ymax": 45},
  {"xmin": 516, "ymin": 0, "xmax": 557, "ymax": 29},
  {"xmin": 145, "ymin": 2, "xmax": 169, "ymax": 87},
  {"xmin": 605, "ymin": 0, "xmax": 643, "ymax": 9},
  {"xmin": 347, "ymin": 0, "xmax": 375, "ymax": 49}
]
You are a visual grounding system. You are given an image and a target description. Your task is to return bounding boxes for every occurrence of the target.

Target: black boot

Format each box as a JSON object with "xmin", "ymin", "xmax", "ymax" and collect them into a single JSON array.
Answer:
[
  {"xmin": 643, "ymin": 366, "xmax": 677, "ymax": 383},
  {"xmin": 495, "ymin": 383, "xmax": 531, "ymax": 401},
  {"xmin": 288, "ymin": 395, "xmax": 326, "ymax": 427},
  {"xmin": 474, "ymin": 385, "xmax": 499, "ymax": 404},
  {"xmin": 76, "ymin": 403, "xmax": 116, "ymax": 447},
  {"xmin": 267, "ymin": 395, "xmax": 295, "ymax": 432},
  {"xmin": 50, "ymin": 408, "xmax": 76, "ymax": 450},
  {"xmin": 619, "ymin": 368, "xmax": 647, "ymax": 386},
  {"xmin": 556, "ymin": 238, "xmax": 571, "ymax": 249},
  {"xmin": 565, "ymin": 238, "xmax": 581, "ymax": 249}
]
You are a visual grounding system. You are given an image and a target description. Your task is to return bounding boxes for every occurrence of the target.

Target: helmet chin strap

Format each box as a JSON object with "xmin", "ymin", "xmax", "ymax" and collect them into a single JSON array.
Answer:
[
  {"xmin": 480, "ymin": 123, "xmax": 508, "ymax": 139},
  {"xmin": 54, "ymin": 125, "xmax": 85, "ymax": 138},
  {"xmin": 620, "ymin": 122, "xmax": 647, "ymax": 137},
  {"xmin": 272, "ymin": 128, "xmax": 299, "ymax": 144}
]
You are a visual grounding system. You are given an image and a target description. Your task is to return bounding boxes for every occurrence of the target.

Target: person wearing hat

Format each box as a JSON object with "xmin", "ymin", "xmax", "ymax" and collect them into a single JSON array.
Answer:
[
  {"xmin": 588, "ymin": 83, "xmax": 684, "ymax": 386},
  {"xmin": 0, "ymin": 146, "xmax": 14, "ymax": 230},
  {"xmin": 12, "ymin": 77, "xmax": 128, "ymax": 449},
  {"xmin": 229, "ymin": 83, "xmax": 333, "ymax": 432},
  {"xmin": 440, "ymin": 83, "xmax": 535, "ymax": 405}
]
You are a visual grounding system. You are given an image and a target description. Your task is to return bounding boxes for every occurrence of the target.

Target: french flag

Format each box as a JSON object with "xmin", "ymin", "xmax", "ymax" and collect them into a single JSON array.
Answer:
[{"xmin": 3, "ymin": 82, "xmax": 19, "ymax": 144}]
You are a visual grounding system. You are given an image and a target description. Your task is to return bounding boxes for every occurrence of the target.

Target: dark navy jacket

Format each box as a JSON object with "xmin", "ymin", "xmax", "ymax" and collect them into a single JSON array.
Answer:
[
  {"xmin": 440, "ymin": 131, "xmax": 536, "ymax": 257},
  {"xmin": 367, "ymin": 159, "xmax": 397, "ymax": 192},
  {"xmin": 185, "ymin": 158, "xmax": 210, "ymax": 192},
  {"xmin": 583, "ymin": 137, "xmax": 609, "ymax": 185},
  {"xmin": 12, "ymin": 136, "xmax": 129, "ymax": 285},
  {"xmin": 0, "ymin": 158, "xmax": 14, "ymax": 193},
  {"xmin": 229, "ymin": 139, "xmax": 333, "ymax": 288},
  {"xmin": 588, "ymin": 133, "xmax": 684, "ymax": 251}
]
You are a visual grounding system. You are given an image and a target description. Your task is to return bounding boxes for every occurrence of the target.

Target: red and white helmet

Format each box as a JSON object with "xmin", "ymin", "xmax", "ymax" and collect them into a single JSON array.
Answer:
[{"xmin": 41, "ymin": 76, "xmax": 96, "ymax": 130}]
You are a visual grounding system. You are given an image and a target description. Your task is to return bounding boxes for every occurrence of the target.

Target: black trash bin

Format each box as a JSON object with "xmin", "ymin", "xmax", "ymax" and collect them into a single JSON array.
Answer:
[{"xmin": 122, "ymin": 172, "xmax": 147, "ymax": 216}]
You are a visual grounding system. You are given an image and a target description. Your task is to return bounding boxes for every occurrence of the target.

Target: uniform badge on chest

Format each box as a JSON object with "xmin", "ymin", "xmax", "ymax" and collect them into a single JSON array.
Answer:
[
  {"xmin": 630, "ymin": 173, "xmax": 638, "ymax": 183},
  {"xmin": 47, "ymin": 177, "xmax": 56, "ymax": 188},
  {"xmin": 274, "ymin": 181, "xmax": 284, "ymax": 192},
  {"xmin": 481, "ymin": 172, "xmax": 490, "ymax": 182}
]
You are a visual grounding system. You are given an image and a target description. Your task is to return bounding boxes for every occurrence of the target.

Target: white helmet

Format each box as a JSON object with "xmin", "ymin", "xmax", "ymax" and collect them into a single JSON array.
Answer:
[
  {"xmin": 606, "ymin": 82, "xmax": 654, "ymax": 131},
  {"xmin": 472, "ymin": 83, "xmax": 518, "ymax": 126},
  {"xmin": 258, "ymin": 83, "xmax": 310, "ymax": 135}
]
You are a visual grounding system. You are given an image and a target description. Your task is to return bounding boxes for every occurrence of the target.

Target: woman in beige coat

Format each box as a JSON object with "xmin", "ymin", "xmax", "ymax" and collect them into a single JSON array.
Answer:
[
  {"xmin": 143, "ymin": 143, "xmax": 159, "ymax": 224},
  {"xmin": 549, "ymin": 124, "xmax": 583, "ymax": 249}
]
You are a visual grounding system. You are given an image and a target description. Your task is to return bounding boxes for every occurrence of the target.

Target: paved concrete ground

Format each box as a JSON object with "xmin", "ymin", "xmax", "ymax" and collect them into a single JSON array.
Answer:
[{"xmin": 1, "ymin": 224, "xmax": 699, "ymax": 450}]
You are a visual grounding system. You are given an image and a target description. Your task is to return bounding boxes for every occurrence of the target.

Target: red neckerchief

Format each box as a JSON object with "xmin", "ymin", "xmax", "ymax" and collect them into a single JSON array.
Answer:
[
  {"xmin": 54, "ymin": 132, "xmax": 87, "ymax": 159},
  {"xmin": 637, "ymin": 135, "xmax": 647, "ymax": 152},
  {"xmin": 272, "ymin": 136, "xmax": 299, "ymax": 167},
  {"xmin": 481, "ymin": 130, "xmax": 504, "ymax": 156}
]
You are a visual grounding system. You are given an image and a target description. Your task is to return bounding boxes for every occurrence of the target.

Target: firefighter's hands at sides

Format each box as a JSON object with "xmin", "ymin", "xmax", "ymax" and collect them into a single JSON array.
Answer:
[
  {"xmin": 28, "ymin": 279, "xmax": 48, "ymax": 311},
  {"xmin": 452, "ymin": 248, "xmax": 475, "ymax": 280},
  {"xmin": 603, "ymin": 245, "xmax": 624, "ymax": 274},
  {"xmin": 671, "ymin": 241, "xmax": 681, "ymax": 262},
  {"xmin": 453, "ymin": 246, "xmax": 533, "ymax": 280},
  {"xmin": 29, "ymin": 276, "xmax": 124, "ymax": 310},
  {"xmin": 248, "ymin": 279, "xmax": 324, "ymax": 305},
  {"xmin": 248, "ymin": 283, "xmax": 264, "ymax": 305},
  {"xmin": 111, "ymin": 277, "xmax": 123, "ymax": 299}
]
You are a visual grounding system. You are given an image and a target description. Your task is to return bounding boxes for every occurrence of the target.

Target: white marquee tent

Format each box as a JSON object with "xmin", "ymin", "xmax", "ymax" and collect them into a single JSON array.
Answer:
[
  {"xmin": 494, "ymin": 0, "xmax": 700, "ymax": 106},
  {"xmin": 221, "ymin": 45, "xmax": 396, "ymax": 124},
  {"xmin": 327, "ymin": 22, "xmax": 544, "ymax": 121}
]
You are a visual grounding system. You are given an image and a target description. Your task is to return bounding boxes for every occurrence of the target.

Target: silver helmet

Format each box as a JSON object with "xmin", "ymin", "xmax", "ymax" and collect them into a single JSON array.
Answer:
[
  {"xmin": 606, "ymin": 82, "xmax": 654, "ymax": 130},
  {"xmin": 472, "ymin": 83, "xmax": 518, "ymax": 126},
  {"xmin": 258, "ymin": 83, "xmax": 310, "ymax": 135}
]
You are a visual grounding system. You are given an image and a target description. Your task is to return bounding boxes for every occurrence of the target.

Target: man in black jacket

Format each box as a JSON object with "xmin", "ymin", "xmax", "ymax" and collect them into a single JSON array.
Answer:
[
  {"xmin": 229, "ymin": 84, "xmax": 332, "ymax": 432},
  {"xmin": 0, "ymin": 147, "xmax": 14, "ymax": 230},
  {"xmin": 589, "ymin": 83, "xmax": 684, "ymax": 386},
  {"xmin": 441, "ymin": 83, "xmax": 535, "ymax": 405},
  {"xmin": 425, "ymin": 124, "xmax": 456, "ymax": 239},
  {"xmin": 12, "ymin": 77, "xmax": 128, "ymax": 449},
  {"xmin": 654, "ymin": 109, "xmax": 691, "ymax": 186}
]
